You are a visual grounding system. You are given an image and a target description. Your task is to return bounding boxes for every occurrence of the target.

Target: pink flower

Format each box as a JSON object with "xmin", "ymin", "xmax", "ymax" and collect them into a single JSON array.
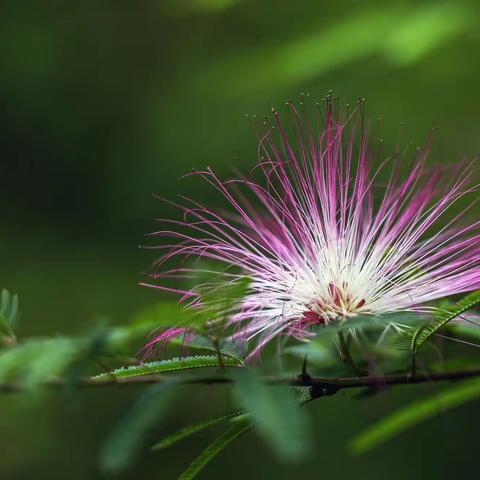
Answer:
[{"xmin": 145, "ymin": 97, "xmax": 480, "ymax": 357}]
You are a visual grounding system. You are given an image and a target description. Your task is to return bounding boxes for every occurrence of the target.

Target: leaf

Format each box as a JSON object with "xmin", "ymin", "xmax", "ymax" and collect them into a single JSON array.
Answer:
[
  {"xmin": 409, "ymin": 322, "xmax": 426, "ymax": 352},
  {"xmin": 178, "ymin": 419, "xmax": 253, "ymax": 480},
  {"xmin": 0, "ymin": 289, "xmax": 19, "ymax": 343},
  {"xmin": 285, "ymin": 339, "xmax": 336, "ymax": 365},
  {"xmin": 0, "ymin": 337, "xmax": 81, "ymax": 388},
  {"xmin": 350, "ymin": 378, "xmax": 480, "ymax": 454},
  {"xmin": 286, "ymin": 313, "xmax": 420, "ymax": 366},
  {"xmin": 23, "ymin": 339, "xmax": 79, "ymax": 387},
  {"xmin": 92, "ymin": 355, "xmax": 242, "ymax": 380},
  {"xmin": 232, "ymin": 368, "xmax": 312, "ymax": 462},
  {"xmin": 413, "ymin": 291, "xmax": 480, "ymax": 353},
  {"xmin": 447, "ymin": 324, "xmax": 480, "ymax": 342},
  {"xmin": 151, "ymin": 411, "xmax": 246, "ymax": 450},
  {"xmin": 169, "ymin": 335, "xmax": 247, "ymax": 361},
  {"xmin": 309, "ymin": 312, "xmax": 421, "ymax": 339},
  {"xmin": 100, "ymin": 379, "xmax": 179, "ymax": 473}
]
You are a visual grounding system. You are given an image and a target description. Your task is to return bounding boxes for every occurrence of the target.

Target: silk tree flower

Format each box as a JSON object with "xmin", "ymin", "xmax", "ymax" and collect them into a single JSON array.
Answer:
[{"xmin": 144, "ymin": 97, "xmax": 480, "ymax": 358}]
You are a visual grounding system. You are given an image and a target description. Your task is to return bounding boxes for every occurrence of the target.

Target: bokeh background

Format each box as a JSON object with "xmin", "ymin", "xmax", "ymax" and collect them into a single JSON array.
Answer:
[{"xmin": 1, "ymin": 0, "xmax": 479, "ymax": 478}]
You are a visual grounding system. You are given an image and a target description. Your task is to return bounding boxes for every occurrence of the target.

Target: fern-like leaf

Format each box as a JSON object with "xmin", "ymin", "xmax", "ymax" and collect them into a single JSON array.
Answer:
[
  {"xmin": 92, "ymin": 355, "xmax": 242, "ymax": 380},
  {"xmin": 178, "ymin": 419, "xmax": 253, "ymax": 480},
  {"xmin": 350, "ymin": 378, "xmax": 480, "ymax": 454},
  {"xmin": 0, "ymin": 289, "xmax": 19, "ymax": 344},
  {"xmin": 413, "ymin": 291, "xmax": 480, "ymax": 353},
  {"xmin": 100, "ymin": 380, "xmax": 179, "ymax": 473},
  {"xmin": 232, "ymin": 368, "xmax": 312, "ymax": 462},
  {"xmin": 151, "ymin": 411, "xmax": 246, "ymax": 450},
  {"xmin": 168, "ymin": 335, "xmax": 247, "ymax": 361},
  {"xmin": 0, "ymin": 337, "xmax": 81, "ymax": 387}
]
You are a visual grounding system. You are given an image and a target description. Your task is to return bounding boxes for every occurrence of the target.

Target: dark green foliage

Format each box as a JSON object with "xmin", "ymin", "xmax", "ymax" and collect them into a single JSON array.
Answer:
[
  {"xmin": 287, "ymin": 312, "xmax": 421, "ymax": 373},
  {"xmin": 104, "ymin": 301, "xmax": 196, "ymax": 354},
  {"xmin": 0, "ymin": 337, "xmax": 81, "ymax": 388},
  {"xmin": 151, "ymin": 411, "xmax": 246, "ymax": 450},
  {"xmin": 100, "ymin": 380, "xmax": 179, "ymax": 474},
  {"xmin": 169, "ymin": 335, "xmax": 247, "ymax": 361},
  {"xmin": 412, "ymin": 291, "xmax": 480, "ymax": 353},
  {"xmin": 232, "ymin": 368, "xmax": 312, "ymax": 462},
  {"xmin": 132, "ymin": 277, "xmax": 250, "ymax": 335},
  {"xmin": 350, "ymin": 378, "xmax": 480, "ymax": 454},
  {"xmin": 447, "ymin": 323, "xmax": 480, "ymax": 342},
  {"xmin": 177, "ymin": 418, "xmax": 253, "ymax": 480},
  {"xmin": 0, "ymin": 289, "xmax": 19, "ymax": 345},
  {"xmin": 2, "ymin": 285, "xmax": 480, "ymax": 476}
]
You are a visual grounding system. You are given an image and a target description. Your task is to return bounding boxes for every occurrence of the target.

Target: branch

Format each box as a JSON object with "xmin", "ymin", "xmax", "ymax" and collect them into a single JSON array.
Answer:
[{"xmin": 2, "ymin": 367, "xmax": 480, "ymax": 395}]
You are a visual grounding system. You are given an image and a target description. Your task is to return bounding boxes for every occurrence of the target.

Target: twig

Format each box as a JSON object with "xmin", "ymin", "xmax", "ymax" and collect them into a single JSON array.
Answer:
[{"xmin": 2, "ymin": 367, "xmax": 480, "ymax": 395}]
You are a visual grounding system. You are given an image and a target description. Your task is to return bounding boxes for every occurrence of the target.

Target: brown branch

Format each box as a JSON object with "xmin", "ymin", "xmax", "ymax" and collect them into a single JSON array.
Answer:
[{"xmin": 2, "ymin": 367, "xmax": 480, "ymax": 395}]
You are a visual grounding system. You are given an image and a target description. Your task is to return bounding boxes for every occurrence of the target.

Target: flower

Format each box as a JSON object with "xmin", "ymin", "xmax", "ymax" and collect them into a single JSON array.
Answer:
[
  {"xmin": 140, "ymin": 327, "xmax": 191, "ymax": 359},
  {"xmin": 145, "ymin": 96, "xmax": 480, "ymax": 357}
]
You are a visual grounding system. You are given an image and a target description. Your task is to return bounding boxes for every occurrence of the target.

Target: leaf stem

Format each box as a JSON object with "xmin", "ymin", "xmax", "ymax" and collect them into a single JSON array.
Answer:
[
  {"xmin": 338, "ymin": 332, "xmax": 367, "ymax": 376},
  {"xmin": 212, "ymin": 338, "xmax": 225, "ymax": 369}
]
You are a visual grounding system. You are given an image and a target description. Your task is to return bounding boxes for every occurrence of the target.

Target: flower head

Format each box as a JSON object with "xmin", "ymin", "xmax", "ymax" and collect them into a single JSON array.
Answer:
[{"xmin": 145, "ymin": 96, "xmax": 480, "ymax": 357}]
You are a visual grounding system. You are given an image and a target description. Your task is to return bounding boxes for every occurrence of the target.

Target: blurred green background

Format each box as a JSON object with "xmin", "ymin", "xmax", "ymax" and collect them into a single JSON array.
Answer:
[{"xmin": 1, "ymin": 0, "xmax": 479, "ymax": 478}]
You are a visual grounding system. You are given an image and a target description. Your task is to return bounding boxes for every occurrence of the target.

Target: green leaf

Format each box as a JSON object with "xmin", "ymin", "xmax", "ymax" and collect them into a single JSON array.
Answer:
[
  {"xmin": 151, "ymin": 411, "xmax": 246, "ymax": 450},
  {"xmin": 309, "ymin": 312, "xmax": 421, "ymax": 338},
  {"xmin": 0, "ymin": 289, "xmax": 19, "ymax": 343},
  {"xmin": 413, "ymin": 291, "xmax": 480, "ymax": 353},
  {"xmin": 350, "ymin": 378, "xmax": 480, "ymax": 454},
  {"xmin": 410, "ymin": 322, "xmax": 426, "ymax": 352},
  {"xmin": 285, "ymin": 339, "xmax": 336, "ymax": 365},
  {"xmin": 232, "ymin": 368, "xmax": 312, "ymax": 462},
  {"xmin": 447, "ymin": 324, "xmax": 480, "ymax": 342},
  {"xmin": 0, "ymin": 337, "xmax": 81, "ymax": 387},
  {"xmin": 178, "ymin": 419, "xmax": 253, "ymax": 480},
  {"xmin": 23, "ymin": 339, "xmax": 79, "ymax": 387},
  {"xmin": 169, "ymin": 335, "xmax": 247, "ymax": 361},
  {"xmin": 100, "ymin": 379, "xmax": 179, "ymax": 473},
  {"xmin": 286, "ymin": 313, "xmax": 420, "ymax": 366},
  {"xmin": 92, "ymin": 355, "xmax": 242, "ymax": 380}
]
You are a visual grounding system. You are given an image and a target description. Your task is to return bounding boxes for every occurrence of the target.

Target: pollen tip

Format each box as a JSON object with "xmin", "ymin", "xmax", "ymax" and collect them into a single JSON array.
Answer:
[{"xmin": 356, "ymin": 299, "xmax": 366, "ymax": 309}]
